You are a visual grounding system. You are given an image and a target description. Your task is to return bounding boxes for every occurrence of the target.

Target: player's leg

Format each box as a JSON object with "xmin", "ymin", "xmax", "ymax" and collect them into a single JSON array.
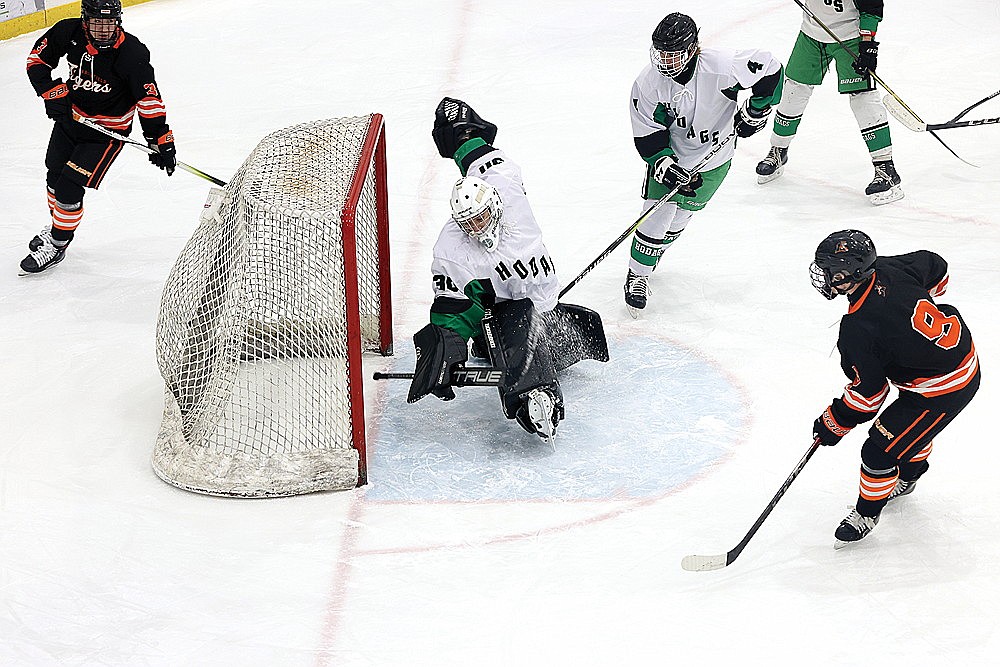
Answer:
[
  {"xmin": 832, "ymin": 39, "xmax": 903, "ymax": 205},
  {"xmin": 838, "ymin": 375, "xmax": 980, "ymax": 542},
  {"xmin": 492, "ymin": 299, "xmax": 564, "ymax": 441},
  {"xmin": 625, "ymin": 160, "xmax": 731, "ymax": 313},
  {"xmin": 757, "ymin": 33, "xmax": 826, "ymax": 183},
  {"xmin": 22, "ymin": 127, "xmax": 123, "ymax": 273}
]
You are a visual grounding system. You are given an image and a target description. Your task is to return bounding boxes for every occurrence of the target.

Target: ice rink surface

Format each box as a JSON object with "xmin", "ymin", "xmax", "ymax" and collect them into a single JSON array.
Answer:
[{"xmin": 1, "ymin": 1, "xmax": 999, "ymax": 664}]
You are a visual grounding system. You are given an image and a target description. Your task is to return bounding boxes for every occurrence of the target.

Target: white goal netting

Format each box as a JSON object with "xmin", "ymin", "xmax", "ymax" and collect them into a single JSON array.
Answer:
[{"xmin": 152, "ymin": 115, "xmax": 391, "ymax": 497}]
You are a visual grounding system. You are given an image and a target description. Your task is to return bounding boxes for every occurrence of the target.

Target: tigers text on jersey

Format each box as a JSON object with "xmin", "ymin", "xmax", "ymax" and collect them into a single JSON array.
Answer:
[
  {"xmin": 799, "ymin": 0, "xmax": 884, "ymax": 43},
  {"xmin": 431, "ymin": 146, "xmax": 560, "ymax": 313},
  {"xmin": 831, "ymin": 251, "xmax": 979, "ymax": 428},
  {"xmin": 26, "ymin": 18, "xmax": 168, "ymax": 136},
  {"xmin": 630, "ymin": 47, "xmax": 782, "ymax": 172}
]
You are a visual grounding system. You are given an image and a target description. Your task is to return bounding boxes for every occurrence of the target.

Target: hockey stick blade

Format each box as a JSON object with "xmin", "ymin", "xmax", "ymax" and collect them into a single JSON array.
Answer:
[
  {"xmin": 680, "ymin": 442, "xmax": 820, "ymax": 573},
  {"xmin": 882, "ymin": 94, "xmax": 926, "ymax": 131},
  {"xmin": 680, "ymin": 554, "xmax": 728, "ymax": 572}
]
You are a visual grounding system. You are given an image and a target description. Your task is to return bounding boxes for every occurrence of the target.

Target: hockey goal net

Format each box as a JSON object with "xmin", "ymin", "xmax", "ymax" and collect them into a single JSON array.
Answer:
[{"xmin": 152, "ymin": 114, "xmax": 392, "ymax": 497}]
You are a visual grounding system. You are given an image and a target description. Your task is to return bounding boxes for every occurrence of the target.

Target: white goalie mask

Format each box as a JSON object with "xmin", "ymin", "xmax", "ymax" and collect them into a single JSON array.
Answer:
[{"xmin": 450, "ymin": 176, "xmax": 504, "ymax": 252}]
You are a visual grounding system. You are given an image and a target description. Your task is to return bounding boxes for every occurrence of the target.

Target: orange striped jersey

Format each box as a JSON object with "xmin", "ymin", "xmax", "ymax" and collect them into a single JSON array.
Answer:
[
  {"xmin": 26, "ymin": 19, "xmax": 168, "ymax": 138},
  {"xmin": 830, "ymin": 250, "xmax": 978, "ymax": 429}
]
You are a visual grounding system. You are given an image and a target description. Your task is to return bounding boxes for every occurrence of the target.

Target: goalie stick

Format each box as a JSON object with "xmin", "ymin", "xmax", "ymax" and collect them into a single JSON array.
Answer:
[
  {"xmin": 558, "ymin": 130, "xmax": 736, "ymax": 299},
  {"xmin": 883, "ymin": 89, "xmax": 1000, "ymax": 132},
  {"xmin": 72, "ymin": 112, "xmax": 228, "ymax": 186},
  {"xmin": 789, "ymin": 0, "xmax": 974, "ymax": 166},
  {"xmin": 373, "ymin": 368, "xmax": 504, "ymax": 386},
  {"xmin": 680, "ymin": 442, "xmax": 820, "ymax": 572}
]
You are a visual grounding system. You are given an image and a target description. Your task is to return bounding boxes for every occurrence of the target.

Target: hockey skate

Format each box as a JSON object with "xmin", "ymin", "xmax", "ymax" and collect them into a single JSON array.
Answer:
[
  {"xmin": 866, "ymin": 160, "xmax": 904, "ymax": 206},
  {"xmin": 28, "ymin": 226, "xmax": 54, "ymax": 252},
  {"xmin": 516, "ymin": 387, "xmax": 562, "ymax": 445},
  {"xmin": 833, "ymin": 509, "xmax": 879, "ymax": 548},
  {"xmin": 756, "ymin": 146, "xmax": 787, "ymax": 184},
  {"xmin": 624, "ymin": 269, "xmax": 649, "ymax": 319},
  {"xmin": 886, "ymin": 479, "xmax": 917, "ymax": 503},
  {"xmin": 19, "ymin": 240, "xmax": 67, "ymax": 275}
]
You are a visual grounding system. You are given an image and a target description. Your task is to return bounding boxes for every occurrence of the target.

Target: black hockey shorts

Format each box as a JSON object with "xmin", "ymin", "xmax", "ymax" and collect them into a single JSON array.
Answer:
[
  {"xmin": 860, "ymin": 370, "xmax": 981, "ymax": 470},
  {"xmin": 45, "ymin": 120, "xmax": 124, "ymax": 190}
]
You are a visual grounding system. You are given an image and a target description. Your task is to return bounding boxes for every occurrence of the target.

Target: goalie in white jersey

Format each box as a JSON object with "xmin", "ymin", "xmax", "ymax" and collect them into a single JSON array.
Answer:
[
  {"xmin": 407, "ymin": 98, "xmax": 609, "ymax": 444},
  {"xmin": 624, "ymin": 12, "xmax": 783, "ymax": 315}
]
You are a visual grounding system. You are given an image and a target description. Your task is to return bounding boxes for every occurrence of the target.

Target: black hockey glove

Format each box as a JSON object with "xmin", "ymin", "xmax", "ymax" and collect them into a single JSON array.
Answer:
[
  {"xmin": 653, "ymin": 155, "xmax": 702, "ymax": 197},
  {"xmin": 432, "ymin": 97, "xmax": 498, "ymax": 158},
  {"xmin": 734, "ymin": 100, "xmax": 771, "ymax": 139},
  {"xmin": 145, "ymin": 128, "xmax": 177, "ymax": 176},
  {"xmin": 407, "ymin": 324, "xmax": 469, "ymax": 403},
  {"xmin": 853, "ymin": 40, "xmax": 878, "ymax": 75},
  {"xmin": 41, "ymin": 80, "xmax": 70, "ymax": 123},
  {"xmin": 813, "ymin": 405, "xmax": 852, "ymax": 446}
]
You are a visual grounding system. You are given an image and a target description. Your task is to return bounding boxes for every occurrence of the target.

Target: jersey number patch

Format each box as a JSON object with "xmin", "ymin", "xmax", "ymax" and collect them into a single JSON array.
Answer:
[{"xmin": 911, "ymin": 299, "xmax": 961, "ymax": 350}]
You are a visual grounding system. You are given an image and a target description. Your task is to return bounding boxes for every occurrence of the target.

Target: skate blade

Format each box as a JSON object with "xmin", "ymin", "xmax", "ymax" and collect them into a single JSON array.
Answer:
[
  {"xmin": 869, "ymin": 186, "xmax": 904, "ymax": 206},
  {"xmin": 626, "ymin": 304, "xmax": 641, "ymax": 319},
  {"xmin": 756, "ymin": 166, "xmax": 784, "ymax": 185}
]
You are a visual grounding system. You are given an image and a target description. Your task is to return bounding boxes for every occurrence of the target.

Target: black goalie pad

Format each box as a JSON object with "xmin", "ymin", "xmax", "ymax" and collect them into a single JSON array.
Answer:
[
  {"xmin": 432, "ymin": 97, "xmax": 499, "ymax": 158},
  {"xmin": 407, "ymin": 324, "xmax": 469, "ymax": 403},
  {"xmin": 490, "ymin": 299, "xmax": 563, "ymax": 419},
  {"xmin": 542, "ymin": 303, "xmax": 610, "ymax": 371}
]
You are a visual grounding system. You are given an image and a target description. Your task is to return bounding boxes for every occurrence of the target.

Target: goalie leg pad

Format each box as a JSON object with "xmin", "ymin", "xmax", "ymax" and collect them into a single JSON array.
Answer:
[
  {"xmin": 543, "ymin": 303, "xmax": 610, "ymax": 371},
  {"xmin": 491, "ymin": 299, "xmax": 562, "ymax": 420}
]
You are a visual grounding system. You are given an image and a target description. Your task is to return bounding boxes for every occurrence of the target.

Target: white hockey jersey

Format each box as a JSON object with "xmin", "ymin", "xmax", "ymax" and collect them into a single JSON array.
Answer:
[
  {"xmin": 799, "ymin": 0, "xmax": 862, "ymax": 43},
  {"xmin": 431, "ymin": 146, "xmax": 560, "ymax": 314},
  {"xmin": 630, "ymin": 47, "xmax": 782, "ymax": 172}
]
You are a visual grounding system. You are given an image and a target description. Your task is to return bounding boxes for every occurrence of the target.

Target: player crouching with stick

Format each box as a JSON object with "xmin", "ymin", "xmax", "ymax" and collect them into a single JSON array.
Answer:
[
  {"xmin": 404, "ymin": 98, "xmax": 609, "ymax": 444},
  {"xmin": 809, "ymin": 230, "xmax": 980, "ymax": 546}
]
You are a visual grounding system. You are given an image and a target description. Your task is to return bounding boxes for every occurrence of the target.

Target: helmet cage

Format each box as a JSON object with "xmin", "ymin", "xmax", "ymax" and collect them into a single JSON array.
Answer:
[
  {"xmin": 81, "ymin": 0, "xmax": 123, "ymax": 48},
  {"xmin": 450, "ymin": 177, "xmax": 504, "ymax": 253},
  {"xmin": 809, "ymin": 230, "xmax": 876, "ymax": 299},
  {"xmin": 649, "ymin": 42, "xmax": 698, "ymax": 78}
]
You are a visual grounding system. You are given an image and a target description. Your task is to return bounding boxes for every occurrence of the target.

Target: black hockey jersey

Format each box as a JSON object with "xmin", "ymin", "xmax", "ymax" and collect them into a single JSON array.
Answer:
[
  {"xmin": 26, "ymin": 19, "xmax": 168, "ymax": 137},
  {"xmin": 829, "ymin": 251, "xmax": 979, "ymax": 429}
]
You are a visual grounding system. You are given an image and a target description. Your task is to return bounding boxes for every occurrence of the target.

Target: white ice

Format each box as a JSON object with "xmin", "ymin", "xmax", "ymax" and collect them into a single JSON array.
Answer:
[{"xmin": 2, "ymin": 1, "xmax": 999, "ymax": 664}]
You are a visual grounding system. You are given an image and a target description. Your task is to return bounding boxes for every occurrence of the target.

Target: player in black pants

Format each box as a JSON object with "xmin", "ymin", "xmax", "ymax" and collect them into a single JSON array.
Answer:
[
  {"xmin": 809, "ymin": 230, "xmax": 980, "ymax": 544},
  {"xmin": 21, "ymin": 0, "xmax": 176, "ymax": 274}
]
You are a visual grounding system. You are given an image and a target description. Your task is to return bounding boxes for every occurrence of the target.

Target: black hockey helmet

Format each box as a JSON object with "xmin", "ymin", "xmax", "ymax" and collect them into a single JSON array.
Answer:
[
  {"xmin": 81, "ymin": 0, "xmax": 123, "ymax": 49},
  {"xmin": 810, "ymin": 229, "xmax": 877, "ymax": 299},
  {"xmin": 650, "ymin": 13, "xmax": 699, "ymax": 78}
]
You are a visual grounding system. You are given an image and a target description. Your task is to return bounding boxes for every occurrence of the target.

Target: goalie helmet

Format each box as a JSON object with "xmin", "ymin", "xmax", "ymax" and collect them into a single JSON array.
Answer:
[
  {"xmin": 810, "ymin": 229, "xmax": 877, "ymax": 300},
  {"xmin": 81, "ymin": 0, "xmax": 123, "ymax": 49},
  {"xmin": 650, "ymin": 12, "xmax": 699, "ymax": 78},
  {"xmin": 450, "ymin": 176, "xmax": 503, "ymax": 253}
]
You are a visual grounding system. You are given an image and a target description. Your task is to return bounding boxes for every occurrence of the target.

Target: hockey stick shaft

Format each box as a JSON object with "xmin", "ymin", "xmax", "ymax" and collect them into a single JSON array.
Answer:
[
  {"xmin": 558, "ymin": 131, "xmax": 736, "ymax": 299},
  {"xmin": 681, "ymin": 441, "xmax": 820, "ymax": 571},
  {"xmin": 926, "ymin": 116, "xmax": 1000, "ymax": 132},
  {"xmin": 790, "ymin": 0, "xmax": 971, "ymax": 164},
  {"xmin": 73, "ymin": 113, "xmax": 228, "ymax": 186},
  {"xmin": 373, "ymin": 368, "xmax": 504, "ymax": 386},
  {"xmin": 947, "ymin": 89, "xmax": 1000, "ymax": 123}
]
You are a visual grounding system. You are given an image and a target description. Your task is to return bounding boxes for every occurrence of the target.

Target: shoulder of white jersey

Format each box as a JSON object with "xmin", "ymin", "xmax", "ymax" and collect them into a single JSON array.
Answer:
[{"xmin": 694, "ymin": 47, "xmax": 740, "ymax": 75}]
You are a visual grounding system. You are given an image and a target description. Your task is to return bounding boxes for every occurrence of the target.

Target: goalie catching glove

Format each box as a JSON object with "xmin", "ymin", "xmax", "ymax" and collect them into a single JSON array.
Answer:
[
  {"xmin": 407, "ymin": 323, "xmax": 469, "ymax": 403},
  {"xmin": 432, "ymin": 97, "xmax": 498, "ymax": 158},
  {"xmin": 653, "ymin": 154, "xmax": 702, "ymax": 196},
  {"xmin": 734, "ymin": 100, "xmax": 770, "ymax": 138}
]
